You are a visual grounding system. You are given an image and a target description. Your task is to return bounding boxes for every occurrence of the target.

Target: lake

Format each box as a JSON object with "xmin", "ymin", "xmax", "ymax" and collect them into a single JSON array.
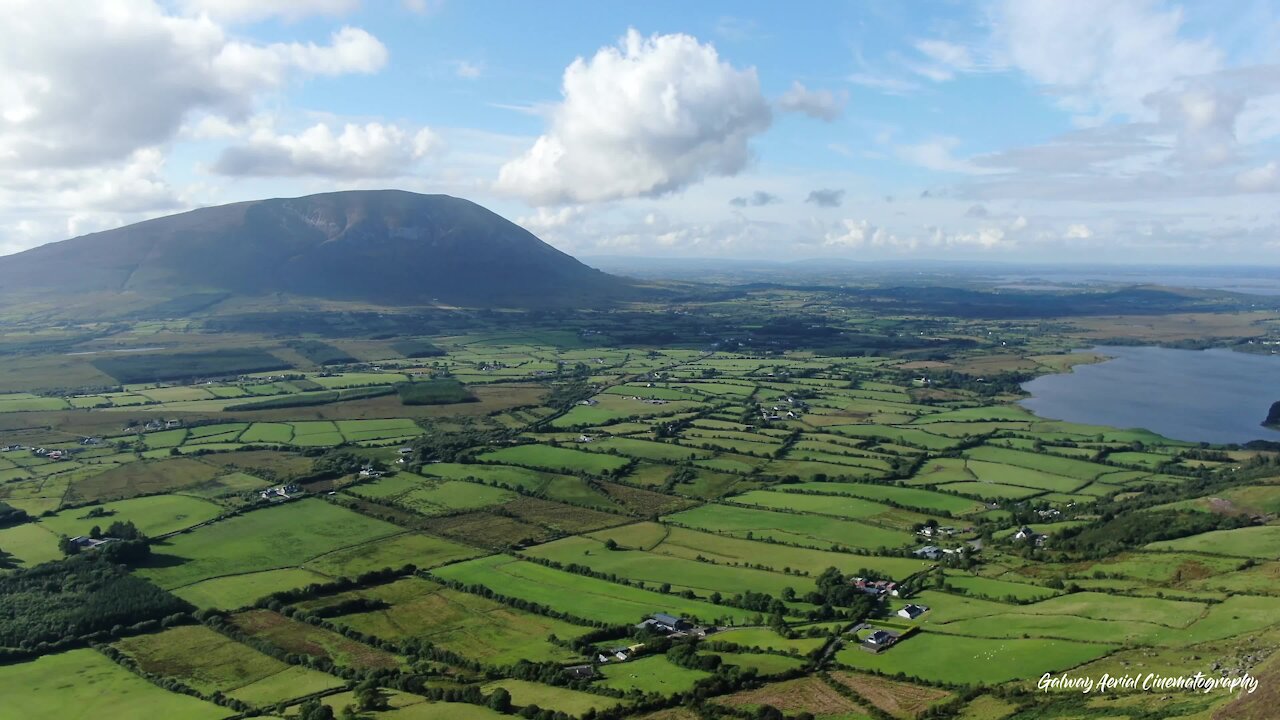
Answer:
[{"xmin": 1020, "ymin": 346, "xmax": 1280, "ymax": 445}]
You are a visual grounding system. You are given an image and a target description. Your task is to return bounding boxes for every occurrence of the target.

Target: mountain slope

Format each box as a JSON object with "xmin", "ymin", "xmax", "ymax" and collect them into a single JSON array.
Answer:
[{"xmin": 0, "ymin": 190, "xmax": 631, "ymax": 307}]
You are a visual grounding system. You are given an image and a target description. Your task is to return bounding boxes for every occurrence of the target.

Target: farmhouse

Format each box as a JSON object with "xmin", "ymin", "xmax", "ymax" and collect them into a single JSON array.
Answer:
[
  {"xmin": 637, "ymin": 612, "xmax": 693, "ymax": 633},
  {"xmin": 851, "ymin": 577, "xmax": 896, "ymax": 597},
  {"xmin": 898, "ymin": 603, "xmax": 929, "ymax": 620},
  {"xmin": 259, "ymin": 484, "xmax": 300, "ymax": 501},
  {"xmin": 861, "ymin": 629, "xmax": 898, "ymax": 653},
  {"xmin": 68, "ymin": 535, "xmax": 117, "ymax": 551},
  {"xmin": 1013, "ymin": 526, "xmax": 1038, "ymax": 541}
]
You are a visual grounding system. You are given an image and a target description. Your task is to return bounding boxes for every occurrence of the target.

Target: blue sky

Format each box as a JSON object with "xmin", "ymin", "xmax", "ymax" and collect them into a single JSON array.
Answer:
[{"xmin": 2, "ymin": 0, "xmax": 1279, "ymax": 263}]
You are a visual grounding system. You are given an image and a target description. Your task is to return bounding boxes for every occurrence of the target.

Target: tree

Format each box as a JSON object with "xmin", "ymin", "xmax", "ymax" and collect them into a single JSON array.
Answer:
[
  {"xmin": 755, "ymin": 705, "xmax": 785, "ymax": 720},
  {"xmin": 603, "ymin": 538, "xmax": 618, "ymax": 551},
  {"xmin": 354, "ymin": 680, "xmax": 390, "ymax": 711},
  {"xmin": 488, "ymin": 687, "xmax": 513, "ymax": 713},
  {"xmin": 58, "ymin": 536, "xmax": 81, "ymax": 556},
  {"xmin": 297, "ymin": 699, "xmax": 335, "ymax": 720}
]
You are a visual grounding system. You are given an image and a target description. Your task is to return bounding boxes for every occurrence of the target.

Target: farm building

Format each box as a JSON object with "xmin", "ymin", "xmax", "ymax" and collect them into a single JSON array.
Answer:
[
  {"xmin": 898, "ymin": 604, "xmax": 929, "ymax": 620},
  {"xmin": 913, "ymin": 545, "xmax": 942, "ymax": 560},
  {"xmin": 637, "ymin": 613, "xmax": 693, "ymax": 633}
]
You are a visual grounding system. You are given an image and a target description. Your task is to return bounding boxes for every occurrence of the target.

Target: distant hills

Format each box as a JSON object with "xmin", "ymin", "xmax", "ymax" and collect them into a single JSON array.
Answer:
[{"xmin": 0, "ymin": 190, "xmax": 634, "ymax": 307}]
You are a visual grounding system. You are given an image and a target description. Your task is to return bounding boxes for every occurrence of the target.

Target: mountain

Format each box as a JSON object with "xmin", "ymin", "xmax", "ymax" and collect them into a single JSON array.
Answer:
[{"xmin": 0, "ymin": 190, "xmax": 633, "ymax": 307}]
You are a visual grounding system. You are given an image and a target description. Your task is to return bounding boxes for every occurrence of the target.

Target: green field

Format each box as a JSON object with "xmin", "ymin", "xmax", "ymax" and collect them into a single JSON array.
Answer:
[
  {"xmin": 303, "ymin": 531, "xmax": 480, "ymax": 576},
  {"xmin": 170, "ymin": 568, "xmax": 333, "ymax": 609},
  {"xmin": 478, "ymin": 444, "xmax": 632, "ymax": 474},
  {"xmin": 941, "ymin": 572, "xmax": 1061, "ymax": 602},
  {"xmin": 523, "ymin": 531, "xmax": 814, "ymax": 599},
  {"xmin": 347, "ymin": 473, "xmax": 516, "ymax": 515},
  {"xmin": 138, "ymin": 498, "xmax": 403, "ymax": 600},
  {"xmin": 710, "ymin": 626, "xmax": 833, "ymax": 654},
  {"xmin": 431, "ymin": 554, "xmax": 759, "ymax": 625},
  {"xmin": 664, "ymin": 503, "xmax": 914, "ymax": 550},
  {"xmin": 38, "ymin": 494, "xmax": 223, "ymax": 538},
  {"xmin": 114, "ymin": 624, "xmax": 344, "ymax": 707},
  {"xmin": 836, "ymin": 631, "xmax": 1115, "ymax": 685},
  {"xmin": 480, "ymin": 679, "xmax": 621, "ymax": 715},
  {"xmin": 711, "ymin": 651, "xmax": 806, "ymax": 676},
  {"xmin": 0, "ymin": 649, "xmax": 232, "ymax": 720},
  {"xmin": 582, "ymin": 522, "xmax": 927, "ymax": 582},
  {"xmin": 1145, "ymin": 525, "xmax": 1280, "ymax": 558},
  {"xmin": 596, "ymin": 655, "xmax": 712, "ymax": 693},
  {"xmin": 781, "ymin": 481, "xmax": 984, "ymax": 514},
  {"xmin": 309, "ymin": 576, "xmax": 589, "ymax": 666}
]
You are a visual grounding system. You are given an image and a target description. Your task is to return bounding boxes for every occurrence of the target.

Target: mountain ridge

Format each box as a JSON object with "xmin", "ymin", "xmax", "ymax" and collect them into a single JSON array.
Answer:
[{"xmin": 0, "ymin": 190, "xmax": 632, "ymax": 307}]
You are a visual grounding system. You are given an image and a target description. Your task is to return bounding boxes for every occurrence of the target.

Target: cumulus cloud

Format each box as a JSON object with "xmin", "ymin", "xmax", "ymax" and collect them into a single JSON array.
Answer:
[
  {"xmin": 805, "ymin": 189, "xmax": 845, "ymax": 207},
  {"xmin": 211, "ymin": 122, "xmax": 441, "ymax": 178},
  {"xmin": 777, "ymin": 81, "xmax": 847, "ymax": 121},
  {"xmin": 965, "ymin": 204, "xmax": 989, "ymax": 218},
  {"xmin": 729, "ymin": 191, "xmax": 780, "ymax": 207},
  {"xmin": 1064, "ymin": 223, "xmax": 1093, "ymax": 239},
  {"xmin": 496, "ymin": 29, "xmax": 772, "ymax": 204},
  {"xmin": 0, "ymin": 2, "xmax": 387, "ymax": 170},
  {"xmin": 823, "ymin": 219, "xmax": 916, "ymax": 250},
  {"xmin": 517, "ymin": 206, "xmax": 585, "ymax": 234}
]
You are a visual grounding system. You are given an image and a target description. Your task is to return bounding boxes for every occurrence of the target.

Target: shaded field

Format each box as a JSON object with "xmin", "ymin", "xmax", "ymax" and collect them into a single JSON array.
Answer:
[
  {"xmin": 0, "ymin": 648, "xmax": 232, "ymax": 720},
  {"xmin": 431, "ymin": 554, "xmax": 758, "ymax": 626}
]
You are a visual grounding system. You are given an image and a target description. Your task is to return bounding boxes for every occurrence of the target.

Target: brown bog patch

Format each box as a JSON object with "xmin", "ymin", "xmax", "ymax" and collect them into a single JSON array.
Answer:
[
  {"xmin": 1173, "ymin": 559, "xmax": 1220, "ymax": 583},
  {"xmin": 831, "ymin": 671, "xmax": 951, "ymax": 718},
  {"xmin": 423, "ymin": 510, "xmax": 552, "ymax": 549},
  {"xmin": 719, "ymin": 676, "xmax": 867, "ymax": 717},
  {"xmin": 229, "ymin": 609, "xmax": 402, "ymax": 671}
]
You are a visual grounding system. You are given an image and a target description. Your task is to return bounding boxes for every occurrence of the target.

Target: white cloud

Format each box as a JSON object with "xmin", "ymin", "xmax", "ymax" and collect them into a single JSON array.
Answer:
[
  {"xmin": 0, "ymin": 2, "xmax": 387, "ymax": 170},
  {"xmin": 214, "ymin": 27, "xmax": 388, "ymax": 89},
  {"xmin": 911, "ymin": 40, "xmax": 978, "ymax": 82},
  {"xmin": 453, "ymin": 60, "xmax": 484, "ymax": 79},
  {"xmin": 517, "ymin": 206, "xmax": 585, "ymax": 234},
  {"xmin": 180, "ymin": 0, "xmax": 359, "ymax": 23},
  {"xmin": 897, "ymin": 137, "xmax": 997, "ymax": 175},
  {"xmin": 777, "ymin": 82, "xmax": 847, "ymax": 121},
  {"xmin": 497, "ymin": 29, "xmax": 772, "ymax": 205},
  {"xmin": 1237, "ymin": 161, "xmax": 1278, "ymax": 191},
  {"xmin": 846, "ymin": 72, "xmax": 920, "ymax": 95},
  {"xmin": 211, "ymin": 122, "xmax": 441, "ymax": 178},
  {"xmin": 823, "ymin": 219, "xmax": 916, "ymax": 250},
  {"xmin": 1064, "ymin": 223, "xmax": 1093, "ymax": 239},
  {"xmin": 992, "ymin": 0, "xmax": 1221, "ymax": 122}
]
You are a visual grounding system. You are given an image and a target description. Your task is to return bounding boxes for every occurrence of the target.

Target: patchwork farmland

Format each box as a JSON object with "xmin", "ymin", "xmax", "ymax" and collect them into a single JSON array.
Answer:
[{"xmin": 0, "ymin": 299, "xmax": 1277, "ymax": 720}]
